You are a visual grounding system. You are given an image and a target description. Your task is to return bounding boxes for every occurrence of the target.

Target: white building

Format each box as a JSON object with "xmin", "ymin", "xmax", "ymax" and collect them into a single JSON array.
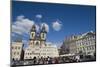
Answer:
[
  {"xmin": 24, "ymin": 24, "xmax": 59, "ymax": 59},
  {"xmin": 11, "ymin": 42, "xmax": 23, "ymax": 61},
  {"xmin": 24, "ymin": 44, "xmax": 59, "ymax": 59},
  {"xmin": 60, "ymin": 31, "xmax": 96, "ymax": 57},
  {"xmin": 76, "ymin": 31, "xmax": 96, "ymax": 56}
]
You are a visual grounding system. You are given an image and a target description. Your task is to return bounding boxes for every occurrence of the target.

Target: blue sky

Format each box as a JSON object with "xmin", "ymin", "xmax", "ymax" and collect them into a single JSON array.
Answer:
[{"xmin": 11, "ymin": 1, "xmax": 96, "ymax": 48}]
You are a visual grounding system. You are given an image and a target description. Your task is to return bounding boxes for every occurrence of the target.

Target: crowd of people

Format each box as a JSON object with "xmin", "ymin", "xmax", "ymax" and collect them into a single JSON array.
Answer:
[
  {"xmin": 25, "ymin": 56, "xmax": 59, "ymax": 65},
  {"xmin": 12, "ymin": 56, "xmax": 81, "ymax": 66},
  {"xmin": 11, "ymin": 54, "xmax": 96, "ymax": 66}
]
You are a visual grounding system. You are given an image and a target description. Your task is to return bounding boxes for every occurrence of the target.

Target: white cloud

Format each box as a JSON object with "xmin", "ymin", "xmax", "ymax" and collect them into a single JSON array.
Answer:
[
  {"xmin": 36, "ymin": 14, "xmax": 42, "ymax": 19},
  {"xmin": 52, "ymin": 20, "xmax": 62, "ymax": 31},
  {"xmin": 12, "ymin": 15, "xmax": 50, "ymax": 36},
  {"xmin": 12, "ymin": 15, "xmax": 34, "ymax": 35},
  {"xmin": 16, "ymin": 15, "xmax": 24, "ymax": 21},
  {"xmin": 41, "ymin": 23, "xmax": 49, "ymax": 32},
  {"xmin": 12, "ymin": 25, "xmax": 23, "ymax": 34}
]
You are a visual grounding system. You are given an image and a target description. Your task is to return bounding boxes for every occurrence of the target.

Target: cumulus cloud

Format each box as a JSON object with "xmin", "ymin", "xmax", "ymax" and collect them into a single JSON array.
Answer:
[
  {"xmin": 12, "ymin": 15, "xmax": 50, "ymax": 36},
  {"xmin": 41, "ymin": 23, "xmax": 49, "ymax": 32},
  {"xmin": 52, "ymin": 20, "xmax": 62, "ymax": 31},
  {"xmin": 36, "ymin": 14, "xmax": 42, "ymax": 19},
  {"xmin": 12, "ymin": 15, "xmax": 35, "ymax": 35}
]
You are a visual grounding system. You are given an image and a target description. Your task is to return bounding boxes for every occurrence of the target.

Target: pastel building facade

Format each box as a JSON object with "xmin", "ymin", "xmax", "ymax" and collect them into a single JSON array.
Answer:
[
  {"xmin": 60, "ymin": 31, "xmax": 96, "ymax": 56},
  {"xmin": 11, "ymin": 42, "xmax": 23, "ymax": 61},
  {"xmin": 76, "ymin": 31, "xmax": 96, "ymax": 56}
]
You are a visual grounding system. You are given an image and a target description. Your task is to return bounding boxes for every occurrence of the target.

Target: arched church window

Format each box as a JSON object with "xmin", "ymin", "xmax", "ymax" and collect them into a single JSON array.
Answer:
[
  {"xmin": 36, "ymin": 41, "xmax": 39, "ymax": 46},
  {"xmin": 32, "ymin": 33, "xmax": 33, "ymax": 37},
  {"xmin": 32, "ymin": 33, "xmax": 35, "ymax": 37},
  {"xmin": 42, "ymin": 33, "xmax": 44, "ymax": 38}
]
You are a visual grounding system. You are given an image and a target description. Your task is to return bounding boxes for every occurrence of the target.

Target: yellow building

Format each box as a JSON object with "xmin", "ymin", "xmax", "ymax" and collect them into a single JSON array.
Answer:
[{"xmin": 76, "ymin": 31, "xmax": 96, "ymax": 56}]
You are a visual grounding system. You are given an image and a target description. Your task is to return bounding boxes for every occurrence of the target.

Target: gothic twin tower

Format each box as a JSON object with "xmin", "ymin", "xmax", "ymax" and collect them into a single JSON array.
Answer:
[{"xmin": 29, "ymin": 24, "xmax": 47, "ymax": 47}]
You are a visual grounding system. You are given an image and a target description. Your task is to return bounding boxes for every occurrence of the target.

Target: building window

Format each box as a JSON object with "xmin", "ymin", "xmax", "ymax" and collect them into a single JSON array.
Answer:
[
  {"xmin": 16, "ymin": 58, "xmax": 18, "ymax": 60},
  {"xmin": 15, "ymin": 47, "xmax": 17, "ymax": 49},
  {"xmin": 28, "ymin": 53, "xmax": 29, "ymax": 55},
  {"xmin": 32, "ymin": 51, "xmax": 34, "ymax": 54},
  {"xmin": 18, "ymin": 47, "xmax": 20, "ymax": 49},
  {"xmin": 36, "ymin": 42, "xmax": 39, "ymax": 46},
  {"xmin": 87, "ymin": 47, "xmax": 89, "ymax": 50},
  {"xmin": 17, "ymin": 52, "xmax": 19, "ymax": 55},
  {"xmin": 11, "ymin": 47, "xmax": 14, "ymax": 49},
  {"xmin": 92, "ymin": 46, "xmax": 94, "ymax": 50},
  {"xmin": 14, "ymin": 52, "xmax": 16, "ymax": 55},
  {"xmin": 26, "ymin": 57, "xmax": 27, "ymax": 59},
  {"xmin": 83, "ymin": 47, "xmax": 85, "ymax": 51},
  {"xmin": 30, "ymin": 53, "xmax": 32, "ymax": 55},
  {"xmin": 90, "ymin": 46, "xmax": 92, "ymax": 50},
  {"xmin": 25, "ymin": 53, "xmax": 27, "ymax": 55},
  {"xmin": 30, "ymin": 56, "xmax": 32, "ymax": 59}
]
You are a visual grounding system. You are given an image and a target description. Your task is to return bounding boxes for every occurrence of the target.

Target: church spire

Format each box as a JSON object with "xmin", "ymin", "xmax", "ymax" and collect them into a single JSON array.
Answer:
[
  {"xmin": 31, "ymin": 24, "xmax": 36, "ymax": 32},
  {"xmin": 30, "ymin": 24, "xmax": 36, "ymax": 40},
  {"xmin": 41, "ymin": 24, "xmax": 47, "ymax": 33},
  {"xmin": 40, "ymin": 24, "xmax": 47, "ymax": 46}
]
